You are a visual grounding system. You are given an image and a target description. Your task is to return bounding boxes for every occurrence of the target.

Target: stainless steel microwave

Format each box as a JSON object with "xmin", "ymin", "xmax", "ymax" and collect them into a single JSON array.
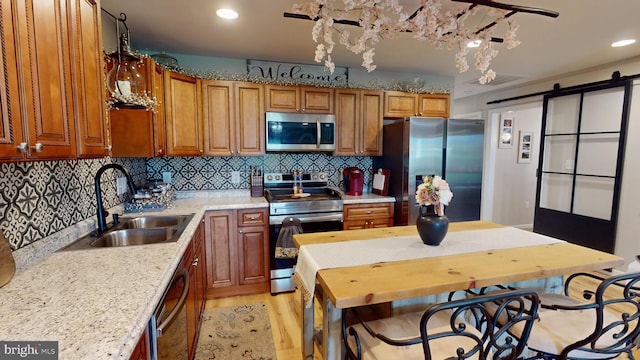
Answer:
[{"xmin": 266, "ymin": 112, "xmax": 336, "ymax": 152}]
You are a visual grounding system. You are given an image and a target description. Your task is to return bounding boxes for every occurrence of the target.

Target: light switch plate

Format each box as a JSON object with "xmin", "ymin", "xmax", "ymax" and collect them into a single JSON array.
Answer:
[
  {"xmin": 116, "ymin": 177, "xmax": 127, "ymax": 195},
  {"xmin": 162, "ymin": 171, "xmax": 172, "ymax": 184},
  {"xmin": 231, "ymin": 171, "xmax": 241, "ymax": 184}
]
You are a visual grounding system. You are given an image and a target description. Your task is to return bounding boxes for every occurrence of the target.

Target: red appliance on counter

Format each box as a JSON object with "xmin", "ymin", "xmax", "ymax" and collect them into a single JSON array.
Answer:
[{"xmin": 343, "ymin": 167, "xmax": 365, "ymax": 196}]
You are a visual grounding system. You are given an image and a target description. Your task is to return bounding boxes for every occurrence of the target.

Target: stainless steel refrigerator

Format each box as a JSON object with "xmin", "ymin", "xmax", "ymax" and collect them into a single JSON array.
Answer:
[{"xmin": 373, "ymin": 117, "xmax": 484, "ymax": 225}]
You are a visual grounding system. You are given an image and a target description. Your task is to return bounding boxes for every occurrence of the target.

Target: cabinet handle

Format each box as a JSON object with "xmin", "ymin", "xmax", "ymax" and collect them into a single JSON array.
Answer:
[
  {"xmin": 32, "ymin": 143, "xmax": 44, "ymax": 152},
  {"xmin": 106, "ymin": 145, "xmax": 112, "ymax": 151},
  {"xmin": 238, "ymin": 230, "xmax": 243, "ymax": 234},
  {"xmin": 249, "ymin": 216, "xmax": 257, "ymax": 220},
  {"xmin": 158, "ymin": 149, "xmax": 164, "ymax": 155},
  {"xmin": 199, "ymin": 149, "xmax": 203, "ymax": 154},
  {"xmin": 192, "ymin": 258, "xmax": 198, "ymax": 266},
  {"xmin": 230, "ymin": 150, "xmax": 235, "ymax": 154},
  {"xmin": 16, "ymin": 142, "xmax": 28, "ymax": 153}
]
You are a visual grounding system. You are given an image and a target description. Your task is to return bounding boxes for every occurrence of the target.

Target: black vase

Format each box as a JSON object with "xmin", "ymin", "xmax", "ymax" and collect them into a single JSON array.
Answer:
[{"xmin": 416, "ymin": 205, "xmax": 449, "ymax": 246}]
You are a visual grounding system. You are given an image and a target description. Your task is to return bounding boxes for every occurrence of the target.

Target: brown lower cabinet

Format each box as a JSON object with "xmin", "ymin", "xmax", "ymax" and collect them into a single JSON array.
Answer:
[
  {"xmin": 128, "ymin": 326, "xmax": 148, "ymax": 360},
  {"xmin": 343, "ymin": 203, "xmax": 394, "ymax": 230},
  {"xmin": 204, "ymin": 208, "xmax": 270, "ymax": 298},
  {"xmin": 187, "ymin": 219, "xmax": 206, "ymax": 359}
]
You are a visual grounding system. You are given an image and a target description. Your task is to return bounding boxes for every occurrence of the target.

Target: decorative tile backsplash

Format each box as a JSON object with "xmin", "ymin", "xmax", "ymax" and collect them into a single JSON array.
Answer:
[
  {"xmin": 0, "ymin": 157, "xmax": 146, "ymax": 250},
  {"xmin": 3, "ymin": 153, "xmax": 372, "ymax": 251},
  {"xmin": 146, "ymin": 153, "xmax": 373, "ymax": 191}
]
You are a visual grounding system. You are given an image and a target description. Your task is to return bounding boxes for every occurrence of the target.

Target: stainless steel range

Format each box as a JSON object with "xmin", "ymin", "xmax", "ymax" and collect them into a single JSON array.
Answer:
[{"xmin": 264, "ymin": 171, "xmax": 343, "ymax": 294}]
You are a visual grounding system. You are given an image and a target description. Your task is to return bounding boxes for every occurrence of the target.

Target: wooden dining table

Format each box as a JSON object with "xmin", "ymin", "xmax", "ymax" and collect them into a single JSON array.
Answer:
[{"xmin": 293, "ymin": 221, "xmax": 625, "ymax": 360}]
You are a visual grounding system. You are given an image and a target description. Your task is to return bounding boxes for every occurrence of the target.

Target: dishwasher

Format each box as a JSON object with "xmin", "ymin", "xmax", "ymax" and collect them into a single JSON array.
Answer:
[{"xmin": 148, "ymin": 268, "xmax": 190, "ymax": 360}]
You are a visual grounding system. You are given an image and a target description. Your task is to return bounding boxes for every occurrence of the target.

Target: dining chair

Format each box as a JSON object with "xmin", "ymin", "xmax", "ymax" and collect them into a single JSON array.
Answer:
[
  {"xmin": 507, "ymin": 271, "xmax": 640, "ymax": 360},
  {"xmin": 341, "ymin": 289, "xmax": 540, "ymax": 360}
]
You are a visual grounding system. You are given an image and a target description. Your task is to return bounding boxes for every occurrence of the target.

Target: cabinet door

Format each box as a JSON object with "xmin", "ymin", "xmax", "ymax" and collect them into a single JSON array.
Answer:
[
  {"xmin": 204, "ymin": 210, "xmax": 237, "ymax": 289},
  {"xmin": 0, "ymin": 0, "xmax": 25, "ymax": 161},
  {"xmin": 164, "ymin": 71, "xmax": 202, "ymax": 156},
  {"xmin": 334, "ymin": 89, "xmax": 359, "ymax": 156},
  {"xmin": 237, "ymin": 225, "xmax": 269, "ymax": 285},
  {"xmin": 343, "ymin": 203, "xmax": 394, "ymax": 230},
  {"xmin": 109, "ymin": 57, "xmax": 165, "ymax": 157},
  {"xmin": 128, "ymin": 328, "xmax": 148, "ymax": 360},
  {"xmin": 300, "ymin": 86, "xmax": 333, "ymax": 113},
  {"xmin": 235, "ymin": 82, "xmax": 264, "ymax": 155},
  {"xmin": 69, "ymin": 0, "xmax": 107, "ymax": 158},
  {"xmin": 383, "ymin": 91, "xmax": 418, "ymax": 118},
  {"xmin": 265, "ymin": 85, "xmax": 299, "ymax": 112},
  {"xmin": 360, "ymin": 90, "xmax": 383, "ymax": 156},
  {"xmin": 202, "ymin": 80, "xmax": 235, "ymax": 156},
  {"xmin": 15, "ymin": 0, "xmax": 76, "ymax": 159},
  {"xmin": 419, "ymin": 93, "xmax": 450, "ymax": 118}
]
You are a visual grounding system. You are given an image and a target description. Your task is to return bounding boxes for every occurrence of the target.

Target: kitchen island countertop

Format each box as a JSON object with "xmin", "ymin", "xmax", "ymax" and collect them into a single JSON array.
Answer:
[{"xmin": 0, "ymin": 191, "xmax": 267, "ymax": 360}]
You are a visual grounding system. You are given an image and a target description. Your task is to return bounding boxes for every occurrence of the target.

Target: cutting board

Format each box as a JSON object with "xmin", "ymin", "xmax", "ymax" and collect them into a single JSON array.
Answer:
[
  {"xmin": 0, "ymin": 231, "xmax": 15, "ymax": 288},
  {"xmin": 372, "ymin": 168, "xmax": 390, "ymax": 196}
]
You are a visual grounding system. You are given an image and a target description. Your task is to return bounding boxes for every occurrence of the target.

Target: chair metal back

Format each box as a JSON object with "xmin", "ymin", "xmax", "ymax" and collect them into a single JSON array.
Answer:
[
  {"xmin": 419, "ymin": 289, "xmax": 540, "ymax": 360},
  {"xmin": 560, "ymin": 271, "xmax": 640, "ymax": 359}
]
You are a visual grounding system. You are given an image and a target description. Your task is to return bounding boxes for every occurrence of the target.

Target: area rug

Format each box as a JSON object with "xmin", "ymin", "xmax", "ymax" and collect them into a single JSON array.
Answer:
[{"xmin": 194, "ymin": 302, "xmax": 277, "ymax": 360}]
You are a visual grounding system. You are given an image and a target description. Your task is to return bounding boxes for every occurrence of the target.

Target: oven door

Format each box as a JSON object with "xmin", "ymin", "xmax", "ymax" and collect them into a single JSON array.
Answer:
[{"xmin": 269, "ymin": 213, "xmax": 343, "ymax": 294}]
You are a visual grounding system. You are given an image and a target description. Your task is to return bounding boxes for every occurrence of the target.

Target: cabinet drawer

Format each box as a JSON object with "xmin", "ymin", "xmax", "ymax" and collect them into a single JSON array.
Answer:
[
  {"xmin": 238, "ymin": 209, "xmax": 267, "ymax": 226},
  {"xmin": 344, "ymin": 203, "xmax": 393, "ymax": 219}
]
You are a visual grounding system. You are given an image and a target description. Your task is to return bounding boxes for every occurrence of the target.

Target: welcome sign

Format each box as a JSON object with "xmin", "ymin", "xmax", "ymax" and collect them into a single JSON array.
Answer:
[{"xmin": 247, "ymin": 60, "xmax": 348, "ymax": 87}]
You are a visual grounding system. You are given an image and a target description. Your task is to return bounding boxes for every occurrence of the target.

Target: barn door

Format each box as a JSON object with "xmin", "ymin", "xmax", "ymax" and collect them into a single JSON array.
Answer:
[{"xmin": 533, "ymin": 82, "xmax": 631, "ymax": 253}]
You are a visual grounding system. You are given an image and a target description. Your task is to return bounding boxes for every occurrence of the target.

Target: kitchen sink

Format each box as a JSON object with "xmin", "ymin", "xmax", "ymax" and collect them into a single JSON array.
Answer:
[
  {"xmin": 90, "ymin": 228, "xmax": 178, "ymax": 247},
  {"xmin": 118, "ymin": 214, "xmax": 191, "ymax": 229},
  {"xmin": 60, "ymin": 213, "xmax": 195, "ymax": 251}
]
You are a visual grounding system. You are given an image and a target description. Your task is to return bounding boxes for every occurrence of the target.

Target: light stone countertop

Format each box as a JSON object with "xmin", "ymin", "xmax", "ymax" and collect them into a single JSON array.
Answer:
[
  {"xmin": 0, "ymin": 191, "xmax": 268, "ymax": 360},
  {"xmin": 341, "ymin": 192, "xmax": 395, "ymax": 204}
]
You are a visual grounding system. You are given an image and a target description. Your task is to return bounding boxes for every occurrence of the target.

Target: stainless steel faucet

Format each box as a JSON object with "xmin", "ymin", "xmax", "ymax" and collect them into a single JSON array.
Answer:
[{"xmin": 95, "ymin": 164, "xmax": 136, "ymax": 234}]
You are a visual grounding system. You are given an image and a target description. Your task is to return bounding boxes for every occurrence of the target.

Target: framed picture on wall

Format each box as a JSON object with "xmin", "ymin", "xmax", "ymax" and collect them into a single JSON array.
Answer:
[
  {"xmin": 499, "ymin": 115, "xmax": 514, "ymax": 148},
  {"xmin": 518, "ymin": 131, "xmax": 533, "ymax": 163}
]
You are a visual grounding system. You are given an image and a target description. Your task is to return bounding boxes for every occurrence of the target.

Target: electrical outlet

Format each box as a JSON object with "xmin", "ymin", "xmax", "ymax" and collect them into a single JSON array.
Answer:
[
  {"xmin": 116, "ymin": 177, "xmax": 127, "ymax": 195},
  {"xmin": 231, "ymin": 171, "xmax": 241, "ymax": 184},
  {"xmin": 525, "ymin": 201, "xmax": 530, "ymax": 209},
  {"xmin": 162, "ymin": 171, "xmax": 172, "ymax": 184}
]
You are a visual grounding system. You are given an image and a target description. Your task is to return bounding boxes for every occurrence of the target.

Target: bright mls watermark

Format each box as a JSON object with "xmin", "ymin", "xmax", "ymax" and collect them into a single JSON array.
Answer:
[{"xmin": 0, "ymin": 341, "xmax": 58, "ymax": 359}]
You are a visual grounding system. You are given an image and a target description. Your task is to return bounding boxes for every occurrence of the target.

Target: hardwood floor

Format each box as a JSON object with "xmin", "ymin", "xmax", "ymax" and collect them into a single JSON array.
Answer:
[{"xmin": 204, "ymin": 273, "xmax": 639, "ymax": 360}]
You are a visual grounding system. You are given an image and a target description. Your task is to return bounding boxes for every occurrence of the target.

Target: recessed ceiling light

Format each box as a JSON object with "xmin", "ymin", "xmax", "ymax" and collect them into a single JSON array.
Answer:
[
  {"xmin": 611, "ymin": 39, "xmax": 636, "ymax": 47},
  {"xmin": 467, "ymin": 40, "xmax": 481, "ymax": 48},
  {"xmin": 216, "ymin": 8, "xmax": 238, "ymax": 20}
]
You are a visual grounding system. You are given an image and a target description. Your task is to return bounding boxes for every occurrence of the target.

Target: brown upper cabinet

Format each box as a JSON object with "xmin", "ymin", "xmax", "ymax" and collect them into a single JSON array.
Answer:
[
  {"xmin": 419, "ymin": 93, "xmax": 450, "ymax": 118},
  {"xmin": 383, "ymin": 91, "xmax": 450, "ymax": 118},
  {"xmin": 265, "ymin": 85, "xmax": 334, "ymax": 113},
  {"xmin": 0, "ymin": 0, "xmax": 25, "ymax": 161},
  {"xmin": 1, "ymin": 0, "xmax": 112, "ymax": 161},
  {"xmin": 0, "ymin": 0, "xmax": 108, "ymax": 161},
  {"xmin": 110, "ymin": 57, "xmax": 167, "ymax": 157},
  {"xmin": 202, "ymin": 80, "xmax": 265, "ymax": 156},
  {"xmin": 335, "ymin": 89, "xmax": 384, "ymax": 156},
  {"xmin": 164, "ymin": 71, "xmax": 203, "ymax": 156},
  {"xmin": 69, "ymin": 0, "xmax": 108, "ymax": 158}
]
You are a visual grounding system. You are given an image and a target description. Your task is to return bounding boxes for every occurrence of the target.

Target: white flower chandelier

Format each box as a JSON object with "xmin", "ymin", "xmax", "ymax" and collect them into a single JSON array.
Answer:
[{"xmin": 289, "ymin": 0, "xmax": 558, "ymax": 84}]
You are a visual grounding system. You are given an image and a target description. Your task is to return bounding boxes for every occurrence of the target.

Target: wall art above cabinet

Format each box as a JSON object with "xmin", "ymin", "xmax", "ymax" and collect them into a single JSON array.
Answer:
[{"xmin": 0, "ymin": 0, "xmax": 108, "ymax": 162}]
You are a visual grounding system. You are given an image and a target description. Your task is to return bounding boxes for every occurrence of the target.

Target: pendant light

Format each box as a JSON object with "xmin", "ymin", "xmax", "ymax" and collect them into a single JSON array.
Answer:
[{"xmin": 103, "ymin": 11, "xmax": 155, "ymax": 110}]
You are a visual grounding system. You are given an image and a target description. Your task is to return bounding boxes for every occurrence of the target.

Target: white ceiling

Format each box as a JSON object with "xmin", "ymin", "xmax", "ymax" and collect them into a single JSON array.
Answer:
[{"xmin": 100, "ymin": 0, "xmax": 640, "ymax": 100}]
